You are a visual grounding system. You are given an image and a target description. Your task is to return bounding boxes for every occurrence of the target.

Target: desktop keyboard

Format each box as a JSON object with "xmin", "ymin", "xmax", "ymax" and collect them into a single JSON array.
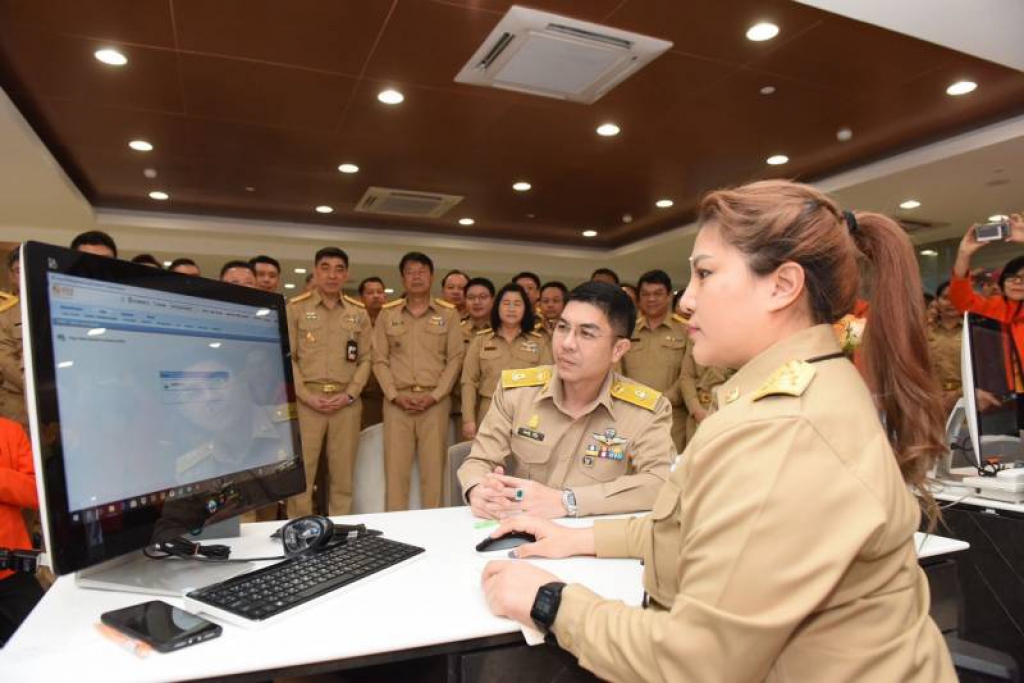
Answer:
[{"xmin": 185, "ymin": 536, "xmax": 424, "ymax": 623}]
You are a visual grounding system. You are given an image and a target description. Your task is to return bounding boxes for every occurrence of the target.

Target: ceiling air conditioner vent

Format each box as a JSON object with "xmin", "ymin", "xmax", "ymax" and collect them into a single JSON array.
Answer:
[
  {"xmin": 355, "ymin": 187, "xmax": 463, "ymax": 219},
  {"xmin": 455, "ymin": 5, "xmax": 672, "ymax": 104}
]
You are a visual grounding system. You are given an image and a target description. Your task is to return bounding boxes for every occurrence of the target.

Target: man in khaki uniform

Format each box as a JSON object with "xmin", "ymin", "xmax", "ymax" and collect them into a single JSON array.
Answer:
[
  {"xmin": 680, "ymin": 342, "xmax": 734, "ymax": 442},
  {"xmin": 455, "ymin": 277, "xmax": 495, "ymax": 439},
  {"xmin": 287, "ymin": 247, "xmax": 372, "ymax": 517},
  {"xmin": 0, "ymin": 249, "xmax": 25, "ymax": 430},
  {"xmin": 929, "ymin": 281, "xmax": 962, "ymax": 415},
  {"xmin": 619, "ymin": 270, "xmax": 689, "ymax": 453},
  {"xmin": 538, "ymin": 281, "xmax": 567, "ymax": 335},
  {"xmin": 373, "ymin": 252, "xmax": 464, "ymax": 510},
  {"xmin": 358, "ymin": 276, "xmax": 388, "ymax": 429},
  {"xmin": 460, "ymin": 282, "xmax": 671, "ymax": 518}
]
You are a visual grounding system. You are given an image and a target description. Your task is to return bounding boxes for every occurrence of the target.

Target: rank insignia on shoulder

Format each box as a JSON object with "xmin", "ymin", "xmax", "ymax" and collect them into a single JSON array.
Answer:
[
  {"xmin": 289, "ymin": 291, "xmax": 312, "ymax": 304},
  {"xmin": 672, "ymin": 313, "xmax": 688, "ymax": 325},
  {"xmin": 476, "ymin": 328, "xmax": 493, "ymax": 337},
  {"xmin": 529, "ymin": 330, "xmax": 544, "ymax": 338},
  {"xmin": 0, "ymin": 296, "xmax": 17, "ymax": 313},
  {"xmin": 751, "ymin": 360, "xmax": 816, "ymax": 401},
  {"xmin": 434, "ymin": 298, "xmax": 455, "ymax": 309},
  {"xmin": 611, "ymin": 381, "xmax": 661, "ymax": 411},
  {"xmin": 382, "ymin": 298, "xmax": 405, "ymax": 309},
  {"xmin": 502, "ymin": 366, "xmax": 551, "ymax": 389},
  {"xmin": 343, "ymin": 294, "xmax": 365, "ymax": 308}
]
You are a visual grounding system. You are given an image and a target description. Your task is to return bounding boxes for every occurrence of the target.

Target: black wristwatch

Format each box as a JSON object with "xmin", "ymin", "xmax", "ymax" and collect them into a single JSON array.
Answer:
[{"xmin": 530, "ymin": 581, "xmax": 566, "ymax": 633}]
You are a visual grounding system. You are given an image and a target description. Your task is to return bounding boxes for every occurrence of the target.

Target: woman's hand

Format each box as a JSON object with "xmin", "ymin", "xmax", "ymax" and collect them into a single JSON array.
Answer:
[
  {"xmin": 481, "ymin": 560, "xmax": 559, "ymax": 628},
  {"xmin": 486, "ymin": 515, "xmax": 596, "ymax": 559}
]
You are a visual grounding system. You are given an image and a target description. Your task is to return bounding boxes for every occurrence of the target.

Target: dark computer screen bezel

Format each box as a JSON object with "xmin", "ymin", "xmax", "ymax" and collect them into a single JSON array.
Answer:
[{"xmin": 23, "ymin": 241, "xmax": 305, "ymax": 575}]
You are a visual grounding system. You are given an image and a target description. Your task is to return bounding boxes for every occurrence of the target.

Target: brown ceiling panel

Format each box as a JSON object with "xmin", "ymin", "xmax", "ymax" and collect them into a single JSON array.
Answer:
[
  {"xmin": 173, "ymin": 0, "xmax": 394, "ymax": 75},
  {"xmin": 35, "ymin": 99, "xmax": 193, "ymax": 159},
  {"xmin": 178, "ymin": 53, "xmax": 356, "ymax": 130},
  {"xmin": 0, "ymin": 0, "xmax": 175, "ymax": 48},
  {"xmin": 188, "ymin": 119, "xmax": 342, "ymax": 175},
  {"xmin": 434, "ymin": 0, "xmax": 625, "ymax": 22}
]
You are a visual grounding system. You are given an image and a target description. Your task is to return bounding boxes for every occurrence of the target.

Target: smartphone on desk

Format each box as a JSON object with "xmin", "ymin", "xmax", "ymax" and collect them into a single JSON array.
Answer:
[{"xmin": 101, "ymin": 600, "xmax": 222, "ymax": 653}]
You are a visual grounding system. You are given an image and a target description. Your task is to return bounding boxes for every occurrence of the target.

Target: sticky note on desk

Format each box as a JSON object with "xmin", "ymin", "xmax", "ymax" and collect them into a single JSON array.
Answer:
[{"xmin": 474, "ymin": 520, "xmax": 498, "ymax": 530}]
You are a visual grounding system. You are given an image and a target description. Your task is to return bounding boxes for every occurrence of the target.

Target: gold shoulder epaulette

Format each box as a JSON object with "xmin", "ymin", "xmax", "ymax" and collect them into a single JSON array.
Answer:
[
  {"xmin": 611, "ymin": 380, "xmax": 661, "ymax": 411},
  {"xmin": 343, "ymin": 294, "xmax": 365, "ymax": 308},
  {"xmin": 288, "ymin": 291, "xmax": 312, "ymax": 304},
  {"xmin": 501, "ymin": 366, "xmax": 552, "ymax": 389},
  {"xmin": 476, "ymin": 328, "xmax": 493, "ymax": 337},
  {"xmin": 529, "ymin": 329, "xmax": 544, "ymax": 338},
  {"xmin": 634, "ymin": 315, "xmax": 646, "ymax": 328},
  {"xmin": 434, "ymin": 298, "xmax": 455, "ymax": 310},
  {"xmin": 382, "ymin": 298, "xmax": 405, "ymax": 310},
  {"xmin": 672, "ymin": 313, "xmax": 688, "ymax": 325},
  {"xmin": 0, "ymin": 295, "xmax": 18, "ymax": 313},
  {"xmin": 751, "ymin": 360, "xmax": 816, "ymax": 402}
]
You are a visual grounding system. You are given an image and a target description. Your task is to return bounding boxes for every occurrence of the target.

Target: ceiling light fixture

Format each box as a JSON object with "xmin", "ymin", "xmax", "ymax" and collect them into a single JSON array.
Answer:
[
  {"xmin": 315, "ymin": 205, "xmax": 334, "ymax": 214},
  {"xmin": 458, "ymin": 218, "xmax": 475, "ymax": 226},
  {"xmin": 512, "ymin": 181, "xmax": 532, "ymax": 192},
  {"xmin": 655, "ymin": 199, "xmax": 674, "ymax": 208},
  {"xmin": 989, "ymin": 214, "xmax": 1009, "ymax": 222},
  {"xmin": 766, "ymin": 154, "xmax": 789, "ymax": 166},
  {"xmin": 143, "ymin": 168, "xmax": 158, "ymax": 178},
  {"xmin": 746, "ymin": 22, "xmax": 779, "ymax": 42},
  {"xmin": 338, "ymin": 163, "xmax": 359, "ymax": 174},
  {"xmin": 284, "ymin": 283, "xmax": 296, "ymax": 290},
  {"xmin": 94, "ymin": 48, "xmax": 127, "ymax": 66},
  {"xmin": 920, "ymin": 249, "xmax": 939, "ymax": 257},
  {"xmin": 129, "ymin": 140, "xmax": 153, "ymax": 152},
  {"xmin": 294, "ymin": 268, "xmax": 307, "ymax": 274},
  {"xmin": 384, "ymin": 288, "xmax": 395, "ymax": 294},
  {"xmin": 162, "ymin": 260, "xmax": 172, "ymax": 267},
  {"xmin": 836, "ymin": 127, "xmax": 853, "ymax": 142},
  {"xmin": 759, "ymin": 85, "xmax": 776, "ymax": 95},
  {"xmin": 149, "ymin": 191, "xmax": 169, "ymax": 201},
  {"xmin": 378, "ymin": 89, "xmax": 404, "ymax": 105},
  {"xmin": 899, "ymin": 199, "xmax": 921, "ymax": 210},
  {"xmin": 946, "ymin": 80, "xmax": 977, "ymax": 96},
  {"xmin": 209, "ymin": 342, "xmax": 222, "ymax": 349},
  {"xmin": 596, "ymin": 123, "xmax": 620, "ymax": 137},
  {"xmin": 582, "ymin": 230, "xmax": 598, "ymax": 238}
]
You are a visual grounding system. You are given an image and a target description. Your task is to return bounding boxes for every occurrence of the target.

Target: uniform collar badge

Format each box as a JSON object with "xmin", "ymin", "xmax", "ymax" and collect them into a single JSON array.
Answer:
[
  {"xmin": 527, "ymin": 414, "xmax": 540, "ymax": 429},
  {"xmin": 725, "ymin": 387, "xmax": 740, "ymax": 404}
]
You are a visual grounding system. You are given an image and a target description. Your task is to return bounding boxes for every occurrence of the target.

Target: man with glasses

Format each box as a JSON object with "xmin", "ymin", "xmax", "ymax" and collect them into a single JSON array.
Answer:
[
  {"xmin": 619, "ymin": 270, "xmax": 690, "ymax": 452},
  {"xmin": 458, "ymin": 282, "xmax": 672, "ymax": 519}
]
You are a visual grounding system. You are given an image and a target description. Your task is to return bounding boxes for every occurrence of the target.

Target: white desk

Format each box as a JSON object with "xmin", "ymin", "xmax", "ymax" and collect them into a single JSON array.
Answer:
[
  {"xmin": 0, "ymin": 507, "xmax": 643, "ymax": 683},
  {"xmin": 914, "ymin": 532, "xmax": 969, "ymax": 559},
  {"xmin": 0, "ymin": 508, "xmax": 970, "ymax": 682}
]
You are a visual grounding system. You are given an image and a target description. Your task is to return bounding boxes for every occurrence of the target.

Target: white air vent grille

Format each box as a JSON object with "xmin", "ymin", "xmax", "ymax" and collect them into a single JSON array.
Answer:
[
  {"xmin": 355, "ymin": 187, "xmax": 463, "ymax": 218},
  {"xmin": 455, "ymin": 6, "xmax": 672, "ymax": 104}
]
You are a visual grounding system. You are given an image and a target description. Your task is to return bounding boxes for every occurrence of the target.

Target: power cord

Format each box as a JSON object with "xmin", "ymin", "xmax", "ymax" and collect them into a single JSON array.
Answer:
[{"xmin": 143, "ymin": 537, "xmax": 285, "ymax": 563}]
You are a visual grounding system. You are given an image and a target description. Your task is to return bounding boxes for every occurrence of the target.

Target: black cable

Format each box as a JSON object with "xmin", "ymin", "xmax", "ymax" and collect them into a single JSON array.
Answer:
[{"xmin": 0, "ymin": 547, "xmax": 40, "ymax": 573}]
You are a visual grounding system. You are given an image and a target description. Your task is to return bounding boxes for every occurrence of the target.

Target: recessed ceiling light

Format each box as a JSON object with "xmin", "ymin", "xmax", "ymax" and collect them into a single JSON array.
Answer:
[
  {"xmin": 746, "ymin": 22, "xmax": 779, "ymax": 42},
  {"xmin": 129, "ymin": 140, "xmax": 153, "ymax": 152},
  {"xmin": 458, "ymin": 218, "xmax": 475, "ymax": 226},
  {"xmin": 338, "ymin": 163, "xmax": 359, "ymax": 174},
  {"xmin": 946, "ymin": 80, "xmax": 977, "ymax": 96},
  {"xmin": 377, "ymin": 89, "xmax": 404, "ymax": 105},
  {"xmin": 294, "ymin": 268, "xmax": 307, "ymax": 274},
  {"xmin": 315, "ymin": 205, "xmax": 334, "ymax": 214},
  {"xmin": 143, "ymin": 168, "xmax": 157, "ymax": 178},
  {"xmin": 989, "ymin": 214, "xmax": 1009, "ymax": 222},
  {"xmin": 148, "ymin": 191, "xmax": 169, "ymax": 201},
  {"xmin": 162, "ymin": 260, "xmax": 172, "ymax": 267},
  {"xmin": 512, "ymin": 181, "xmax": 532, "ymax": 192},
  {"xmin": 655, "ymin": 199, "xmax": 674, "ymax": 208},
  {"xmin": 622, "ymin": 213, "xmax": 633, "ymax": 223},
  {"xmin": 94, "ymin": 48, "xmax": 127, "ymax": 66},
  {"xmin": 284, "ymin": 283, "xmax": 296, "ymax": 290},
  {"xmin": 582, "ymin": 229, "xmax": 598, "ymax": 238},
  {"xmin": 836, "ymin": 127, "xmax": 853, "ymax": 142},
  {"xmin": 596, "ymin": 123, "xmax": 620, "ymax": 137},
  {"xmin": 384, "ymin": 288, "xmax": 395, "ymax": 294},
  {"xmin": 245, "ymin": 186, "xmax": 255, "ymax": 192},
  {"xmin": 759, "ymin": 85, "xmax": 776, "ymax": 95},
  {"xmin": 209, "ymin": 342, "xmax": 222, "ymax": 349},
  {"xmin": 920, "ymin": 249, "xmax": 939, "ymax": 257},
  {"xmin": 899, "ymin": 199, "xmax": 921, "ymax": 210},
  {"xmin": 766, "ymin": 154, "xmax": 789, "ymax": 166}
]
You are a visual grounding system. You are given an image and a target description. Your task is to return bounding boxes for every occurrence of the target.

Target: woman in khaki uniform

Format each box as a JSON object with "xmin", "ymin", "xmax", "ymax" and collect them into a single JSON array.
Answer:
[
  {"xmin": 480, "ymin": 180, "xmax": 955, "ymax": 682},
  {"xmin": 461, "ymin": 283, "xmax": 551, "ymax": 440}
]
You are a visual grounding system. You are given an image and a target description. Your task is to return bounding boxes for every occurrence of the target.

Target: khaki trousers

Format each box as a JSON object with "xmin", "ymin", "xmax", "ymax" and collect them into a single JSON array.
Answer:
[
  {"xmin": 383, "ymin": 394, "xmax": 451, "ymax": 511},
  {"xmin": 289, "ymin": 396, "xmax": 362, "ymax": 517}
]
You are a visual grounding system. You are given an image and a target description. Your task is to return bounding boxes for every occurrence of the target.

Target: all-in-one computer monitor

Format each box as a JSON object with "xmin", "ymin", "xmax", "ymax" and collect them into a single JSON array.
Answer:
[{"xmin": 22, "ymin": 242, "xmax": 305, "ymax": 594}]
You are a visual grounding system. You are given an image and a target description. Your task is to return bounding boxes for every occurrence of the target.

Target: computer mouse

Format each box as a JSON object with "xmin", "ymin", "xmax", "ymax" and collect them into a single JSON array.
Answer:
[{"xmin": 475, "ymin": 530, "xmax": 537, "ymax": 552}]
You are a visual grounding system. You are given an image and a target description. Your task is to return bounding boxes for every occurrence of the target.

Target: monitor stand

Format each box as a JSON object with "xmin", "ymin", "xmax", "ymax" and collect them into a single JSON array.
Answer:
[
  {"xmin": 75, "ymin": 517, "xmax": 254, "ymax": 597},
  {"xmin": 934, "ymin": 401, "xmax": 972, "ymax": 482}
]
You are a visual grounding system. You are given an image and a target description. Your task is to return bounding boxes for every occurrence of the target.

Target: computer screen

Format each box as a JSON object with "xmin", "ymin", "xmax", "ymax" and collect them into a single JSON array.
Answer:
[
  {"xmin": 963, "ymin": 312, "xmax": 1022, "ymax": 466},
  {"xmin": 23, "ymin": 242, "xmax": 304, "ymax": 577}
]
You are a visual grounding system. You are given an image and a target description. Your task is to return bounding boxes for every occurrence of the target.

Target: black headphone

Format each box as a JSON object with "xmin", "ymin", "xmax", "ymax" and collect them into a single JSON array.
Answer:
[{"xmin": 280, "ymin": 516, "xmax": 370, "ymax": 557}]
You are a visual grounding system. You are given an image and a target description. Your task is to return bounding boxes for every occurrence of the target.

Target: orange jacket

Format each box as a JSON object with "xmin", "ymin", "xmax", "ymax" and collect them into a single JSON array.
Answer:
[
  {"xmin": 0, "ymin": 417, "xmax": 36, "ymax": 581},
  {"xmin": 949, "ymin": 273, "xmax": 1024, "ymax": 388}
]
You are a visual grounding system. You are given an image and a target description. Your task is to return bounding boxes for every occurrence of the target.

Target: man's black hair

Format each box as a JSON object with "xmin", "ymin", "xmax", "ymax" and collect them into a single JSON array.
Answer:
[
  {"xmin": 935, "ymin": 280, "xmax": 950, "ymax": 299},
  {"xmin": 358, "ymin": 276, "xmax": 385, "ymax": 295},
  {"xmin": 169, "ymin": 257, "xmax": 198, "ymax": 272},
  {"xmin": 512, "ymin": 271, "xmax": 541, "ymax": 289},
  {"xmin": 130, "ymin": 253, "xmax": 162, "ymax": 268},
  {"xmin": 568, "ymin": 281, "xmax": 635, "ymax": 339},
  {"xmin": 249, "ymin": 255, "xmax": 281, "ymax": 272},
  {"xmin": 70, "ymin": 230, "xmax": 118, "ymax": 257},
  {"xmin": 466, "ymin": 276, "xmax": 495, "ymax": 297},
  {"xmin": 314, "ymin": 247, "xmax": 349, "ymax": 267},
  {"xmin": 540, "ymin": 281, "xmax": 568, "ymax": 299},
  {"xmin": 590, "ymin": 267, "xmax": 620, "ymax": 284},
  {"xmin": 998, "ymin": 256, "xmax": 1024, "ymax": 294},
  {"xmin": 399, "ymin": 251, "xmax": 434, "ymax": 274},
  {"xmin": 441, "ymin": 270, "xmax": 469, "ymax": 288},
  {"xmin": 7, "ymin": 248, "xmax": 20, "ymax": 270},
  {"xmin": 220, "ymin": 260, "xmax": 255, "ymax": 279},
  {"xmin": 491, "ymin": 283, "xmax": 535, "ymax": 335},
  {"xmin": 637, "ymin": 269, "xmax": 672, "ymax": 293}
]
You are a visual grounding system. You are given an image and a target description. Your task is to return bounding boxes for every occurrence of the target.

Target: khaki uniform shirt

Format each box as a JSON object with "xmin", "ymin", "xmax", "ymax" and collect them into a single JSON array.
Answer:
[
  {"xmin": 620, "ymin": 314, "xmax": 688, "ymax": 406},
  {"xmin": 928, "ymin": 322, "xmax": 962, "ymax": 392},
  {"xmin": 287, "ymin": 291, "xmax": 372, "ymax": 404},
  {"xmin": 553, "ymin": 325, "xmax": 955, "ymax": 682},
  {"xmin": 372, "ymin": 298, "xmax": 464, "ymax": 402},
  {"xmin": 680, "ymin": 344, "xmax": 734, "ymax": 413},
  {"xmin": 0, "ymin": 296, "xmax": 25, "ymax": 425},
  {"xmin": 459, "ymin": 366, "xmax": 672, "ymax": 516},
  {"xmin": 461, "ymin": 329, "xmax": 552, "ymax": 423}
]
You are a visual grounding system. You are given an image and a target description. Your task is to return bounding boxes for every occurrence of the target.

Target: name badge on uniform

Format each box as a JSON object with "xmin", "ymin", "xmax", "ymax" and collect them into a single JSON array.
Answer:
[
  {"xmin": 430, "ymin": 315, "xmax": 445, "ymax": 327},
  {"xmin": 305, "ymin": 312, "xmax": 318, "ymax": 320},
  {"xmin": 520, "ymin": 341, "xmax": 538, "ymax": 353},
  {"xmin": 483, "ymin": 344, "xmax": 497, "ymax": 351},
  {"xmin": 344, "ymin": 314, "xmax": 359, "ymax": 324},
  {"xmin": 346, "ymin": 339, "xmax": 358, "ymax": 362},
  {"xmin": 517, "ymin": 426, "xmax": 544, "ymax": 442}
]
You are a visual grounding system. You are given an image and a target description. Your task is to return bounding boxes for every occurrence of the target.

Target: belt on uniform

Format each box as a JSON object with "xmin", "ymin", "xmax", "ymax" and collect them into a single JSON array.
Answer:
[
  {"xmin": 942, "ymin": 380, "xmax": 962, "ymax": 391},
  {"xmin": 306, "ymin": 382, "xmax": 343, "ymax": 394},
  {"xmin": 697, "ymin": 389, "xmax": 713, "ymax": 409},
  {"xmin": 401, "ymin": 385, "xmax": 435, "ymax": 393}
]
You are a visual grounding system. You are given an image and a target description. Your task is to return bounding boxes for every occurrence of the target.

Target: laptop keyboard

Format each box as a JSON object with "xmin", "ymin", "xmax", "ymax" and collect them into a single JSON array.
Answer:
[{"xmin": 186, "ymin": 536, "xmax": 424, "ymax": 622}]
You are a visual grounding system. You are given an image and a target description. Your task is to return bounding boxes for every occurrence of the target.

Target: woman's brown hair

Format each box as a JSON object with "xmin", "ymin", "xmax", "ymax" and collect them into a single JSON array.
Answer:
[{"xmin": 698, "ymin": 179, "xmax": 944, "ymax": 525}]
